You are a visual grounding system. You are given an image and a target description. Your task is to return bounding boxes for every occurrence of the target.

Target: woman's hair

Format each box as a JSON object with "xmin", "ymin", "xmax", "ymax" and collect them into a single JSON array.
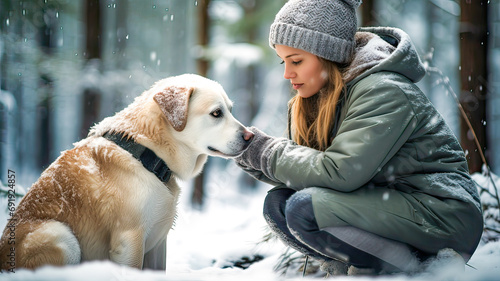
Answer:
[{"xmin": 289, "ymin": 58, "xmax": 346, "ymax": 151}]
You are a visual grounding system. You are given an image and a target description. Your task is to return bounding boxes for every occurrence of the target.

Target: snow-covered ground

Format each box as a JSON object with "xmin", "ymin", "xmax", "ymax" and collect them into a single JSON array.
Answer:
[{"xmin": 1, "ymin": 162, "xmax": 499, "ymax": 281}]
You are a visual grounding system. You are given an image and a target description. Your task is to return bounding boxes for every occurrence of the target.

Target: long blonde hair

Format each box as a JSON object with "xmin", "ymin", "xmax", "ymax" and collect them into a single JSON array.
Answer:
[{"xmin": 289, "ymin": 58, "xmax": 346, "ymax": 151}]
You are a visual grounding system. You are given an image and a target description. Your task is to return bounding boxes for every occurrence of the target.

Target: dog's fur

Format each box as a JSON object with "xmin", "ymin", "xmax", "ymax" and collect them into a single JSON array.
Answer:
[{"xmin": 0, "ymin": 74, "xmax": 253, "ymax": 271}]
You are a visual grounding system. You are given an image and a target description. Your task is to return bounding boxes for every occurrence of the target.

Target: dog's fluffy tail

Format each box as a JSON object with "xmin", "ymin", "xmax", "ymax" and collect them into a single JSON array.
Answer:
[{"xmin": 0, "ymin": 220, "xmax": 81, "ymax": 271}]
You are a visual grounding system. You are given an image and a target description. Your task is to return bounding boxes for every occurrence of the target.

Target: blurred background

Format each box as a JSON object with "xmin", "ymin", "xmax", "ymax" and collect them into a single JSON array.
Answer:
[{"xmin": 0, "ymin": 0, "xmax": 499, "ymax": 209}]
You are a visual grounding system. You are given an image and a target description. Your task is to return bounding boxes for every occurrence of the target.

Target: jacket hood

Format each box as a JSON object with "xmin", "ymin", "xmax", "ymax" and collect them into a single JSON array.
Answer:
[{"xmin": 344, "ymin": 27, "xmax": 426, "ymax": 85}]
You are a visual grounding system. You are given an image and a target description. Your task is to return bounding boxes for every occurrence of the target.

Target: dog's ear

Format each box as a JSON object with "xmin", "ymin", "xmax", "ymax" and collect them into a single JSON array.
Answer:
[{"xmin": 153, "ymin": 86, "xmax": 194, "ymax": 131}]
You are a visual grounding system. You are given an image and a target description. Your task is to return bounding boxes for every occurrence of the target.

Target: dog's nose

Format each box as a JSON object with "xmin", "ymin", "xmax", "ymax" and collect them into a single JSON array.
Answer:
[{"xmin": 243, "ymin": 130, "xmax": 254, "ymax": 142}]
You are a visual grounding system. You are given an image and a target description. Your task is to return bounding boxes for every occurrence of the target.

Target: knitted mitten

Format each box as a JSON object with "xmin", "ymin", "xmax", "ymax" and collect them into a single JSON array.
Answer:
[{"xmin": 234, "ymin": 126, "xmax": 286, "ymax": 180}]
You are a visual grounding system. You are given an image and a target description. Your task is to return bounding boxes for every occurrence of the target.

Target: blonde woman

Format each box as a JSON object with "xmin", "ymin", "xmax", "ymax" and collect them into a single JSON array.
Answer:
[{"xmin": 235, "ymin": 0, "xmax": 483, "ymax": 275}]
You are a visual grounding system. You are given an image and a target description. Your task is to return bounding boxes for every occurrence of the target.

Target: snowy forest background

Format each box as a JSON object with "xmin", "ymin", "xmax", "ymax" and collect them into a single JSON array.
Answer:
[{"xmin": 0, "ymin": 0, "xmax": 500, "ymax": 280}]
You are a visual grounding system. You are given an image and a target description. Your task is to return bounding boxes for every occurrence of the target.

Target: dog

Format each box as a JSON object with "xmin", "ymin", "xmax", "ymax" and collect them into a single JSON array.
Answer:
[{"xmin": 0, "ymin": 74, "xmax": 254, "ymax": 271}]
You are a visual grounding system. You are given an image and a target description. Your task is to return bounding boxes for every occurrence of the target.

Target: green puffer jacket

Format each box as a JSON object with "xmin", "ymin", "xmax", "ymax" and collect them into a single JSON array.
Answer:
[{"xmin": 258, "ymin": 27, "xmax": 481, "ymax": 213}]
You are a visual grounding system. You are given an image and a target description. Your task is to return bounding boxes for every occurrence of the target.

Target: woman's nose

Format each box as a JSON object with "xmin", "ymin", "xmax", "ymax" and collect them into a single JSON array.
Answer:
[{"xmin": 283, "ymin": 65, "xmax": 295, "ymax": 80}]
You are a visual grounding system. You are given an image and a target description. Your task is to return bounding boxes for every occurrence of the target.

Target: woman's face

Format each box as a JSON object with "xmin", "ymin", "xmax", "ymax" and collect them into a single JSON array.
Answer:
[{"xmin": 275, "ymin": 45, "xmax": 327, "ymax": 98}]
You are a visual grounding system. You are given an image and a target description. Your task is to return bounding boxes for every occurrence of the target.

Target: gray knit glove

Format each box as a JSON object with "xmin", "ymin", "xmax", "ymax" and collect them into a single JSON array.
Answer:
[{"xmin": 234, "ymin": 126, "xmax": 286, "ymax": 184}]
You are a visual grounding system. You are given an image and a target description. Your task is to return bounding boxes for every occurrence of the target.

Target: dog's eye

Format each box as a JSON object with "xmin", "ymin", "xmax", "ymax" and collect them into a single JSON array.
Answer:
[{"xmin": 210, "ymin": 109, "xmax": 223, "ymax": 118}]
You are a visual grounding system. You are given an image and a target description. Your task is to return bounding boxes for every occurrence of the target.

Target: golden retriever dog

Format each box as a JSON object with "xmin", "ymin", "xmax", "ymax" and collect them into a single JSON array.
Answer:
[{"xmin": 0, "ymin": 74, "xmax": 254, "ymax": 271}]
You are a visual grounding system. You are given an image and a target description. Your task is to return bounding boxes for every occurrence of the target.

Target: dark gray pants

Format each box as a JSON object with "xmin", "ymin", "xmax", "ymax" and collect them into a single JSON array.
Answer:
[{"xmin": 263, "ymin": 188, "xmax": 436, "ymax": 271}]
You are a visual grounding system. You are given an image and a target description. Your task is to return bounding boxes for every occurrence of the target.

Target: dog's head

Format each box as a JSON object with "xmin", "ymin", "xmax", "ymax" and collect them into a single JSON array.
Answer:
[{"xmin": 153, "ymin": 74, "xmax": 254, "ymax": 158}]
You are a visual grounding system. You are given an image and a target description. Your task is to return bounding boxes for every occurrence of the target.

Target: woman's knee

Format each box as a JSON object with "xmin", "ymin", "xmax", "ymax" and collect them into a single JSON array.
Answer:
[
  {"xmin": 263, "ymin": 188, "xmax": 296, "ymax": 222},
  {"xmin": 285, "ymin": 189, "xmax": 319, "ymax": 233}
]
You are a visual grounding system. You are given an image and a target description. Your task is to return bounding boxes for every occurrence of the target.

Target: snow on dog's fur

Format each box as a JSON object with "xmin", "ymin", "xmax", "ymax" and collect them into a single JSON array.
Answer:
[{"xmin": 0, "ymin": 74, "xmax": 254, "ymax": 271}]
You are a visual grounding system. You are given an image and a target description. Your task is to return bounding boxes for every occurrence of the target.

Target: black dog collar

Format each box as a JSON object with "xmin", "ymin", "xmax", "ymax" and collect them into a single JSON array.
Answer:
[{"xmin": 102, "ymin": 132, "xmax": 172, "ymax": 183}]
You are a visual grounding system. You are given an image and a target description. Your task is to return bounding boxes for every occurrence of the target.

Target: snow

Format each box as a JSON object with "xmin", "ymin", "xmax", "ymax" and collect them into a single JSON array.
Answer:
[
  {"xmin": 1, "ymin": 164, "xmax": 500, "ymax": 280},
  {"xmin": 209, "ymin": 1, "xmax": 244, "ymax": 24}
]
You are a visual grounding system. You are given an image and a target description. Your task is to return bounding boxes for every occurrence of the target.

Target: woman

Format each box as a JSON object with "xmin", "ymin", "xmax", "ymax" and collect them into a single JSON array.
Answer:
[{"xmin": 235, "ymin": 0, "xmax": 483, "ymax": 275}]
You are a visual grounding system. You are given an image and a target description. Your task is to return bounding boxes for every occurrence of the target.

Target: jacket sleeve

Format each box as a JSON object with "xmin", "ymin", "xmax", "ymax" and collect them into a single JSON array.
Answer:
[
  {"xmin": 264, "ymin": 77, "xmax": 419, "ymax": 192},
  {"xmin": 238, "ymin": 165, "xmax": 283, "ymax": 186}
]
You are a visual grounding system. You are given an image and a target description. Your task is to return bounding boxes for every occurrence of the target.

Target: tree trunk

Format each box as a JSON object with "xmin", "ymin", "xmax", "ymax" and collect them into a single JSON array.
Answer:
[
  {"xmin": 361, "ymin": 0, "xmax": 377, "ymax": 27},
  {"xmin": 192, "ymin": 0, "xmax": 211, "ymax": 208},
  {"xmin": 459, "ymin": 0, "xmax": 488, "ymax": 173},
  {"xmin": 115, "ymin": 0, "xmax": 128, "ymax": 69},
  {"xmin": 84, "ymin": 0, "xmax": 102, "ymax": 60},
  {"xmin": 80, "ymin": 0, "xmax": 102, "ymax": 139},
  {"xmin": 197, "ymin": 0, "xmax": 210, "ymax": 77}
]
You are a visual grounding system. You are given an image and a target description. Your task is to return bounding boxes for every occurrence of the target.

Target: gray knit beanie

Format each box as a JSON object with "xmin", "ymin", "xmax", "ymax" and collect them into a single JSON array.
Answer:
[{"xmin": 269, "ymin": 0, "xmax": 362, "ymax": 63}]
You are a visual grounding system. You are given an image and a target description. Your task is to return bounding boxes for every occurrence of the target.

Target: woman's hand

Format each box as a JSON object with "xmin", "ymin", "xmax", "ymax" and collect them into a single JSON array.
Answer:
[
  {"xmin": 234, "ymin": 126, "xmax": 288, "ymax": 184},
  {"xmin": 235, "ymin": 126, "xmax": 274, "ymax": 171}
]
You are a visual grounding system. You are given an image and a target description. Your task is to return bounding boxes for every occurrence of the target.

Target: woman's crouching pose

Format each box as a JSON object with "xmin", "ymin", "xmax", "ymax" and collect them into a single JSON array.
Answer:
[{"xmin": 235, "ymin": 0, "xmax": 483, "ymax": 275}]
